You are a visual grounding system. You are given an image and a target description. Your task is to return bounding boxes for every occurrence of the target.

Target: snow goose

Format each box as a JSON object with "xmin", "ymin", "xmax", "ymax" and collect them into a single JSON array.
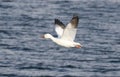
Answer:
[{"xmin": 41, "ymin": 15, "xmax": 81, "ymax": 48}]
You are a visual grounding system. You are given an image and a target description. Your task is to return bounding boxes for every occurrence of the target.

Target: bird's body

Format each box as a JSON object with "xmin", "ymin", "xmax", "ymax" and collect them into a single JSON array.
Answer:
[{"xmin": 42, "ymin": 15, "xmax": 82, "ymax": 48}]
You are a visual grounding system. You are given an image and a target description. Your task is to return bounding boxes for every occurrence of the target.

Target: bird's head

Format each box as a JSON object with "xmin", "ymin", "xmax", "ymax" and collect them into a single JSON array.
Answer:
[{"xmin": 41, "ymin": 33, "xmax": 52, "ymax": 39}]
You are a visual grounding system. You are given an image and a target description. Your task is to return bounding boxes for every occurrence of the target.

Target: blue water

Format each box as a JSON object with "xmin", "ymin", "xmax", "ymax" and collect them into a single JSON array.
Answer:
[{"xmin": 0, "ymin": 0, "xmax": 120, "ymax": 77}]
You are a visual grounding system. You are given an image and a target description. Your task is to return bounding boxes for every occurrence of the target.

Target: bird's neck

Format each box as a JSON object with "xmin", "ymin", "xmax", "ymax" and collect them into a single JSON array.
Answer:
[
  {"xmin": 48, "ymin": 35, "xmax": 55, "ymax": 40},
  {"xmin": 49, "ymin": 35, "xmax": 58, "ymax": 43}
]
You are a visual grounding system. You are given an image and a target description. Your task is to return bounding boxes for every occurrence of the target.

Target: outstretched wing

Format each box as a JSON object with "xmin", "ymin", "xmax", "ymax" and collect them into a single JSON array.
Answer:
[
  {"xmin": 55, "ymin": 19, "xmax": 65, "ymax": 38},
  {"xmin": 61, "ymin": 16, "xmax": 79, "ymax": 41}
]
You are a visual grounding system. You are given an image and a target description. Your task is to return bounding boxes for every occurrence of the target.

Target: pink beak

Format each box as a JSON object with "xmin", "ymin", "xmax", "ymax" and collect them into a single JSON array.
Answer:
[{"xmin": 41, "ymin": 35, "xmax": 45, "ymax": 38}]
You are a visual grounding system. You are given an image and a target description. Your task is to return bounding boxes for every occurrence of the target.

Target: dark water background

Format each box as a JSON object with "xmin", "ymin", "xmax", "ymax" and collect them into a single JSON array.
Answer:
[{"xmin": 0, "ymin": 0, "xmax": 120, "ymax": 77}]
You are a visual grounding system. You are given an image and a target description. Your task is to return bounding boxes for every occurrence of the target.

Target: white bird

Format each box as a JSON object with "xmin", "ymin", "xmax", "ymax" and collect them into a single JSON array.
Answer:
[{"xmin": 41, "ymin": 15, "xmax": 82, "ymax": 48}]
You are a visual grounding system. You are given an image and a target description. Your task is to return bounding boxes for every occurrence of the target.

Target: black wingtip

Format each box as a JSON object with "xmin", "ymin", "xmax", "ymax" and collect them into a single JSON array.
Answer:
[
  {"xmin": 70, "ymin": 15, "xmax": 79, "ymax": 28},
  {"xmin": 55, "ymin": 19, "xmax": 60, "ymax": 24},
  {"xmin": 55, "ymin": 19, "xmax": 65, "ymax": 29},
  {"xmin": 72, "ymin": 14, "xmax": 79, "ymax": 20}
]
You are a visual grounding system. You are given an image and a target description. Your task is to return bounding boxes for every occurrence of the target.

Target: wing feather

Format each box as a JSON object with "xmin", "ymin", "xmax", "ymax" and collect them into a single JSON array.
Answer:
[
  {"xmin": 54, "ymin": 19, "xmax": 65, "ymax": 38},
  {"xmin": 61, "ymin": 16, "xmax": 79, "ymax": 41}
]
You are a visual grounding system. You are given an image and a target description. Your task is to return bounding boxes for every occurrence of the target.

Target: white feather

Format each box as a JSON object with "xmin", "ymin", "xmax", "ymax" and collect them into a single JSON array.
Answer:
[
  {"xmin": 61, "ymin": 23, "xmax": 77, "ymax": 41},
  {"xmin": 55, "ymin": 25, "xmax": 64, "ymax": 38}
]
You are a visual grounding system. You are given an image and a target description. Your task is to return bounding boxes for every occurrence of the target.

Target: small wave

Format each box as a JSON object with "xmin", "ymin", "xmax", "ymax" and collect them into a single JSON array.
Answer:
[
  {"xmin": 6, "ymin": 46, "xmax": 34, "ymax": 52},
  {"xmin": 18, "ymin": 66, "xmax": 53, "ymax": 71},
  {"xmin": 17, "ymin": 64, "xmax": 53, "ymax": 71},
  {"xmin": 61, "ymin": 75, "xmax": 79, "ymax": 77},
  {"xmin": 1, "ymin": 0, "xmax": 14, "ymax": 2},
  {"xmin": 60, "ymin": 65, "xmax": 77, "ymax": 69},
  {"xmin": 0, "ymin": 43, "xmax": 10, "ymax": 47},
  {"xmin": 0, "ymin": 4, "xmax": 13, "ymax": 9},
  {"xmin": 20, "ymin": 14, "xmax": 40, "ymax": 22},
  {"xmin": 0, "ymin": 30, "xmax": 11, "ymax": 35},
  {"xmin": 0, "ymin": 73, "xmax": 17, "ymax": 77}
]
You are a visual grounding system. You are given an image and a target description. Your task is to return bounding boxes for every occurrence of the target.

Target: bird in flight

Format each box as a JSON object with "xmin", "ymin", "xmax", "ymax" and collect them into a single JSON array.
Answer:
[{"xmin": 41, "ymin": 15, "xmax": 82, "ymax": 48}]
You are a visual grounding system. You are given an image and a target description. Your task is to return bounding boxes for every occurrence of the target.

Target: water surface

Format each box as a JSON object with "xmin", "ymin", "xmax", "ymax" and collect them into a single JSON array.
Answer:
[{"xmin": 0, "ymin": 0, "xmax": 120, "ymax": 77}]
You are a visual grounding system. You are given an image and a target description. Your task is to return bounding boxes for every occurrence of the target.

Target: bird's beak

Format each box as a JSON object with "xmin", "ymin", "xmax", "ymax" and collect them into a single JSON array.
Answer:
[{"xmin": 41, "ymin": 35, "xmax": 45, "ymax": 38}]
